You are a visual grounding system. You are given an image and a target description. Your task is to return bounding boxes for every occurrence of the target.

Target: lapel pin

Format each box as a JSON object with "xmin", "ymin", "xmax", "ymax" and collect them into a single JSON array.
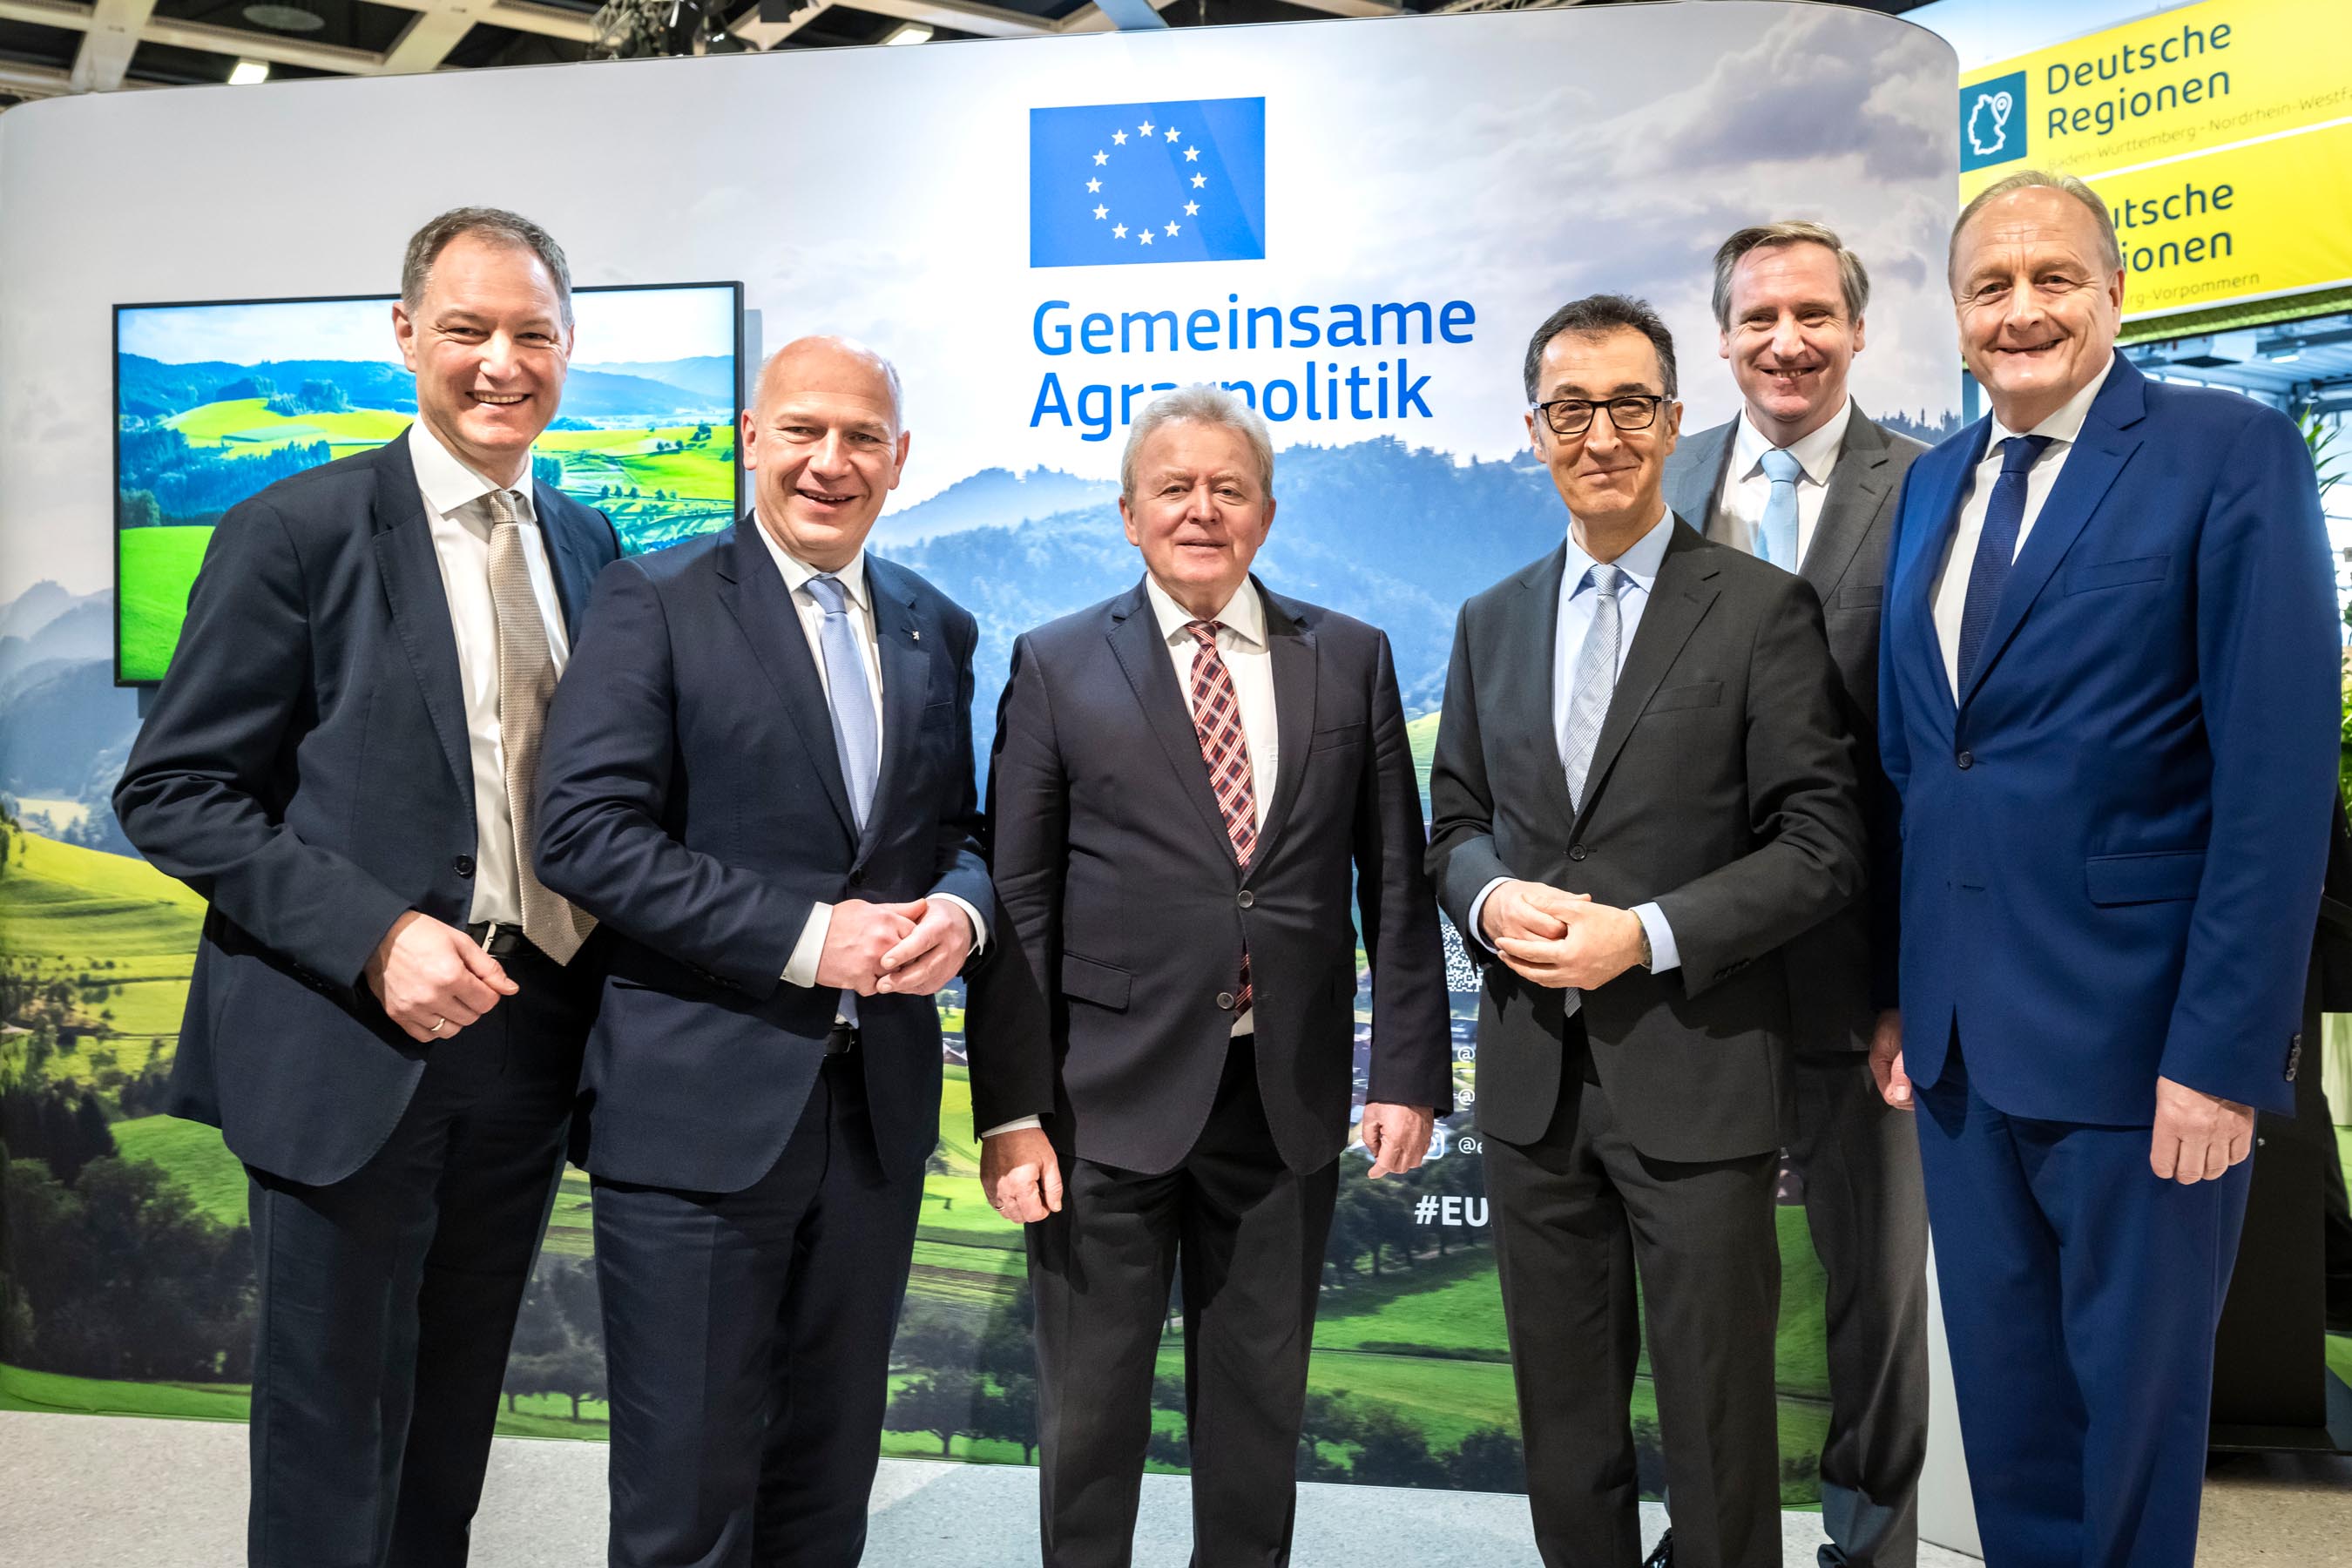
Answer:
[{"xmin": 911, "ymin": 628, "xmax": 922, "ymax": 643}]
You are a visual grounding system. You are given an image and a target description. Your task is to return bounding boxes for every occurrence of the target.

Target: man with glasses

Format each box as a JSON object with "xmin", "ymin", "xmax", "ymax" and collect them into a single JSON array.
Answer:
[{"xmin": 1429, "ymin": 294, "xmax": 1865, "ymax": 1568}]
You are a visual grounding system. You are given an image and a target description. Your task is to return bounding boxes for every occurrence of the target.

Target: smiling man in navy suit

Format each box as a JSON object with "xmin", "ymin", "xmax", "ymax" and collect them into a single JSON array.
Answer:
[
  {"xmin": 115, "ymin": 208, "xmax": 619, "ymax": 1568},
  {"xmin": 1876, "ymin": 171, "xmax": 2338, "ymax": 1566},
  {"xmin": 534, "ymin": 336, "xmax": 991, "ymax": 1568}
]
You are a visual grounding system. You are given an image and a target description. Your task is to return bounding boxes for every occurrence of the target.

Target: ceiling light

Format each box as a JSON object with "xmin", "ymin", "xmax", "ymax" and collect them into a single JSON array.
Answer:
[
  {"xmin": 242, "ymin": 3, "xmax": 324, "ymax": 30},
  {"xmin": 228, "ymin": 59, "xmax": 271, "ymax": 84},
  {"xmin": 881, "ymin": 21, "xmax": 931, "ymax": 44}
]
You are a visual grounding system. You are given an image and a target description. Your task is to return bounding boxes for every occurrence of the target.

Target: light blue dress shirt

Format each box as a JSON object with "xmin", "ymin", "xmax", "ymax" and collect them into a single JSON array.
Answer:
[{"xmin": 1468, "ymin": 510, "xmax": 1682, "ymax": 977}]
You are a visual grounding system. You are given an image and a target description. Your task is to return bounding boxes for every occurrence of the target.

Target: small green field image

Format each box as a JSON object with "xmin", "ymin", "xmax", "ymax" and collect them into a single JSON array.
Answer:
[{"xmin": 114, "ymin": 287, "xmax": 740, "ymax": 681}]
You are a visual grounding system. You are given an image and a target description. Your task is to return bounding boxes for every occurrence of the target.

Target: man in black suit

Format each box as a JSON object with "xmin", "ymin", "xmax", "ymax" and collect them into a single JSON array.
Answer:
[
  {"xmin": 969, "ymin": 384, "xmax": 1451, "ymax": 1567},
  {"xmin": 533, "ymin": 336, "xmax": 991, "ymax": 1568},
  {"xmin": 1429, "ymin": 295, "xmax": 1864, "ymax": 1568},
  {"xmin": 114, "ymin": 208, "xmax": 619, "ymax": 1568},
  {"xmin": 1660, "ymin": 223, "xmax": 1930, "ymax": 1568}
]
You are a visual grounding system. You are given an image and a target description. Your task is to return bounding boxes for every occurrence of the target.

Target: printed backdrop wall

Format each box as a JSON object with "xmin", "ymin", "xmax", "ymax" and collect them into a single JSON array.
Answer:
[{"xmin": 0, "ymin": 1, "xmax": 1959, "ymax": 1499}]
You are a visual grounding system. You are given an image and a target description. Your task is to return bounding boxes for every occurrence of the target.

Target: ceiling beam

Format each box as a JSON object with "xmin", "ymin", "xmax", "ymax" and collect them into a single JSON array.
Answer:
[
  {"xmin": 380, "ymin": 0, "xmax": 483, "ymax": 73},
  {"xmin": 0, "ymin": 0, "xmax": 91, "ymax": 31},
  {"xmin": 0, "ymin": 57, "xmax": 75, "ymax": 98},
  {"xmin": 70, "ymin": 0, "xmax": 154, "ymax": 91},
  {"xmin": 140, "ymin": 13, "xmax": 389, "ymax": 71},
  {"xmin": 363, "ymin": 0, "xmax": 598, "ymax": 44},
  {"xmin": 821, "ymin": 0, "xmax": 1055, "ymax": 38},
  {"xmin": 731, "ymin": 0, "xmax": 830, "ymax": 49},
  {"xmin": 1055, "ymin": 0, "xmax": 1179, "ymax": 33},
  {"xmin": 1262, "ymin": 0, "xmax": 1399, "ymax": 14}
]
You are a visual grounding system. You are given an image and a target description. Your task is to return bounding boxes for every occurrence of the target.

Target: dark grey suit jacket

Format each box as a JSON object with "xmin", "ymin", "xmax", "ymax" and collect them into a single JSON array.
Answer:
[
  {"xmin": 1427, "ymin": 523, "xmax": 1865, "ymax": 1162},
  {"xmin": 1662, "ymin": 406, "xmax": 1924, "ymax": 1051}
]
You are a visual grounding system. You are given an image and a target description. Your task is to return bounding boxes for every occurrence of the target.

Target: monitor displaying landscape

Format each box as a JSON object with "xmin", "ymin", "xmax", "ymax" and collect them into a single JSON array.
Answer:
[{"xmin": 114, "ymin": 282, "xmax": 743, "ymax": 684}]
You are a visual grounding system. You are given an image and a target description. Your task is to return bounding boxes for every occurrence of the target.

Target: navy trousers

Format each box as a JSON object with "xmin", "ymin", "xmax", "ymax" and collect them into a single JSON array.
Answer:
[{"xmin": 1914, "ymin": 1044, "xmax": 2250, "ymax": 1568}]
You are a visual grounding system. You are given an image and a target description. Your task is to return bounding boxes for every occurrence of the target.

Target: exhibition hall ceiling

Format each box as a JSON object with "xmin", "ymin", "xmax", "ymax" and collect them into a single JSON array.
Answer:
[{"xmin": 0, "ymin": 0, "xmax": 1931, "ymax": 107}]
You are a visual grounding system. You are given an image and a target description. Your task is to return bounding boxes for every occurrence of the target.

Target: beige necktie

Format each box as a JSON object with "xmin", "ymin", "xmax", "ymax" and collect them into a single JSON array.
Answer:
[{"xmin": 487, "ymin": 491, "xmax": 593, "ymax": 964}]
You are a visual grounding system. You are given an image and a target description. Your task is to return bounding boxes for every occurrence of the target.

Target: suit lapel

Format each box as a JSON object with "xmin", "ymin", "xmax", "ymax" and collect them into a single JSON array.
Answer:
[
  {"xmin": 369, "ymin": 444, "xmax": 473, "ymax": 810},
  {"xmin": 1248, "ymin": 582, "xmax": 1318, "ymax": 869},
  {"xmin": 1573, "ymin": 528, "xmax": 1720, "ymax": 830},
  {"xmin": 1959, "ymin": 358, "xmax": 2146, "ymax": 707},
  {"xmin": 1106, "ymin": 583, "xmax": 1239, "ymax": 865},
  {"xmin": 1517, "ymin": 545, "xmax": 1582, "ymax": 830},
  {"xmin": 714, "ymin": 517, "xmax": 856, "ymax": 837},
  {"xmin": 1666, "ymin": 422, "xmax": 1734, "ymax": 536},
  {"xmin": 1800, "ymin": 406, "xmax": 1889, "ymax": 597},
  {"xmin": 1897, "ymin": 423, "xmax": 1988, "ymax": 725},
  {"xmin": 531, "ymin": 485, "xmax": 598, "ymax": 637},
  {"xmin": 860, "ymin": 558, "xmax": 929, "ymax": 866}
]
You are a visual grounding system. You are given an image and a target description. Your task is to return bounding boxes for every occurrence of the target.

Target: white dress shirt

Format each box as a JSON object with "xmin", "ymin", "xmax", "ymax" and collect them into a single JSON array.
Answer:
[
  {"xmin": 981, "ymin": 574, "xmax": 1279, "ymax": 1140},
  {"xmin": 755, "ymin": 521, "xmax": 987, "ymax": 998},
  {"xmin": 1929, "ymin": 359, "xmax": 2114, "ymax": 697},
  {"xmin": 1467, "ymin": 510, "xmax": 1682, "ymax": 992},
  {"xmin": 407, "ymin": 421, "xmax": 570, "ymax": 928},
  {"xmin": 1709, "ymin": 400, "xmax": 1853, "ymax": 566}
]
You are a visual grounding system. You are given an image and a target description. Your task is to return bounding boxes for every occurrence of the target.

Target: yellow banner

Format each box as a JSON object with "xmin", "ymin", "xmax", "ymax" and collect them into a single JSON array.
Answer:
[{"xmin": 1958, "ymin": 0, "xmax": 2352, "ymax": 315}]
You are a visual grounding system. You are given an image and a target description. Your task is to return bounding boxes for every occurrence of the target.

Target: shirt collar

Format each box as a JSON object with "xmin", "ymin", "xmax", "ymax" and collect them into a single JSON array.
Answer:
[
  {"xmin": 1989, "ymin": 355, "xmax": 2113, "ymax": 452},
  {"xmin": 1564, "ymin": 508, "xmax": 1673, "ymax": 598},
  {"xmin": 407, "ymin": 420, "xmax": 537, "ymax": 525},
  {"xmin": 1144, "ymin": 572, "xmax": 1266, "ymax": 652},
  {"xmin": 753, "ymin": 512, "xmax": 869, "ymax": 612},
  {"xmin": 1734, "ymin": 399, "xmax": 1853, "ymax": 486}
]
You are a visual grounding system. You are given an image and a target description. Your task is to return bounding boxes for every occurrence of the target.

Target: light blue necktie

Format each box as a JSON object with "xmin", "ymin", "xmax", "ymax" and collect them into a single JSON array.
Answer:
[
  {"xmin": 1559, "ymin": 563, "xmax": 1623, "ymax": 812},
  {"xmin": 1757, "ymin": 446, "xmax": 1803, "ymax": 569},
  {"xmin": 806, "ymin": 573, "xmax": 879, "ymax": 830}
]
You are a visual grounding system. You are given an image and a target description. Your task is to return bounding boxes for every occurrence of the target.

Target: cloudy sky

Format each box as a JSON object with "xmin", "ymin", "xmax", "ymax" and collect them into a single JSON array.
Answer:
[{"xmin": 0, "ymin": 1, "xmax": 1957, "ymax": 599}]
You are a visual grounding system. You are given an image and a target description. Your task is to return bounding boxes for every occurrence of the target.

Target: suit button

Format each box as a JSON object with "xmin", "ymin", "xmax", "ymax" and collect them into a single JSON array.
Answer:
[
  {"xmin": 1216, "ymin": 991, "xmax": 1237, "ymax": 1011},
  {"xmin": 1237, "ymin": 889, "xmax": 1255, "ymax": 909},
  {"xmin": 1956, "ymin": 752, "xmax": 1973, "ymax": 769},
  {"xmin": 453, "ymin": 855, "xmax": 476, "ymax": 878},
  {"xmin": 1568, "ymin": 846, "xmax": 1588, "ymax": 862}
]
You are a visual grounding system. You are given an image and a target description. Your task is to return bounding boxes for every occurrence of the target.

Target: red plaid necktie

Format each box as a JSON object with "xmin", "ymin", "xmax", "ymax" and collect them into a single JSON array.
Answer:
[{"xmin": 1185, "ymin": 619, "xmax": 1255, "ymax": 1013}]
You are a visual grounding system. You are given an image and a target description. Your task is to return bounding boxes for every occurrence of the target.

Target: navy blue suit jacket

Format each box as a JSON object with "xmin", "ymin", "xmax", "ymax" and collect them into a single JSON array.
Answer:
[
  {"xmin": 533, "ymin": 518, "xmax": 992, "ymax": 1193},
  {"xmin": 114, "ymin": 437, "xmax": 621, "ymax": 1186},
  {"xmin": 1877, "ymin": 353, "xmax": 2336, "ymax": 1121}
]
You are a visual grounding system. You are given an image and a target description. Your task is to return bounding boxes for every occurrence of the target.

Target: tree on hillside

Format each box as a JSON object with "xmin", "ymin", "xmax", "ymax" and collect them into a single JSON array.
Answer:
[
  {"xmin": 1346, "ymin": 1405, "xmax": 1445, "ymax": 1488},
  {"xmin": 1445, "ymin": 1425, "xmax": 1525, "ymax": 1493},
  {"xmin": 971, "ymin": 1372, "xmax": 1038, "ymax": 1462},
  {"xmin": 888, "ymin": 1368, "xmax": 979, "ymax": 1456}
]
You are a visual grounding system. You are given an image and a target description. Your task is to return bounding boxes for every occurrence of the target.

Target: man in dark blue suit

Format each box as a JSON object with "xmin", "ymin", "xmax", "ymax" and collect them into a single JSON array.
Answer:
[
  {"xmin": 114, "ymin": 209, "xmax": 620, "ymax": 1567},
  {"xmin": 534, "ymin": 336, "xmax": 991, "ymax": 1568},
  {"xmin": 1876, "ymin": 171, "xmax": 2338, "ymax": 1565}
]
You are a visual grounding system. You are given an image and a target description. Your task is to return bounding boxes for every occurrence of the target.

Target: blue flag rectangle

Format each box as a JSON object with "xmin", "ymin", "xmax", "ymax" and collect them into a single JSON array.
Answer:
[{"xmin": 1030, "ymin": 98, "xmax": 1267, "ymax": 268}]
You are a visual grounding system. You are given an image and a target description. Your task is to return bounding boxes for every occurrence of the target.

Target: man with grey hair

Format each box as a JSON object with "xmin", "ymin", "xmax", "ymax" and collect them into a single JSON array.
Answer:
[
  {"xmin": 535, "ymin": 335, "xmax": 991, "ymax": 1566},
  {"xmin": 970, "ymin": 384, "xmax": 1451, "ymax": 1565},
  {"xmin": 116, "ymin": 206, "xmax": 618, "ymax": 1565},
  {"xmin": 1662, "ymin": 220, "xmax": 1930, "ymax": 1568},
  {"xmin": 1877, "ymin": 170, "xmax": 2335, "ymax": 1565}
]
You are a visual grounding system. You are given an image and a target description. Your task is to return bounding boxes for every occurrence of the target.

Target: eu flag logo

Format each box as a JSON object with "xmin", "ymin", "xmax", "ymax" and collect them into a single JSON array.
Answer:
[{"xmin": 1030, "ymin": 98, "xmax": 1267, "ymax": 268}]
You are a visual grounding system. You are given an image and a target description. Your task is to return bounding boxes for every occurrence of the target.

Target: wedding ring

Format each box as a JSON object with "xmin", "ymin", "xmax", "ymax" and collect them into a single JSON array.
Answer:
[{"xmin": 428, "ymin": 1017, "xmax": 447, "ymax": 1034}]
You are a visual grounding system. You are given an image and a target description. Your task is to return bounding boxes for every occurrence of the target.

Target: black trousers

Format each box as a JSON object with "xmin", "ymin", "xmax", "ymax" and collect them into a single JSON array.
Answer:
[
  {"xmin": 593, "ymin": 1051, "xmax": 925, "ymax": 1568},
  {"xmin": 1484, "ymin": 1022, "xmax": 1782, "ymax": 1568},
  {"xmin": 1028, "ymin": 1036, "xmax": 1340, "ymax": 1568},
  {"xmin": 245, "ymin": 943, "xmax": 591, "ymax": 1568},
  {"xmin": 1784, "ymin": 1051, "xmax": 1929, "ymax": 1568}
]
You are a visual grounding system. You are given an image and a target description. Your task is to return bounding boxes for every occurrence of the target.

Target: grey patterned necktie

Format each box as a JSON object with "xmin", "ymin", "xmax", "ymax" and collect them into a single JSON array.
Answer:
[
  {"xmin": 487, "ymin": 491, "xmax": 593, "ymax": 964},
  {"xmin": 1559, "ymin": 562, "xmax": 1624, "ymax": 811}
]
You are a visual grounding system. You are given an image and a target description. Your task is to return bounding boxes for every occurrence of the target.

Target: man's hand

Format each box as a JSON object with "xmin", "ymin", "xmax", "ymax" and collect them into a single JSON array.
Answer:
[
  {"xmin": 365, "ymin": 911, "xmax": 516, "ymax": 1044},
  {"xmin": 2150, "ymin": 1075, "xmax": 2254, "ymax": 1185},
  {"xmin": 1495, "ymin": 896, "xmax": 1645, "ymax": 990},
  {"xmin": 816, "ymin": 899, "xmax": 921, "ymax": 996},
  {"xmin": 875, "ymin": 899, "xmax": 975, "ymax": 998},
  {"xmin": 981, "ymin": 1126, "xmax": 1064, "ymax": 1223},
  {"xmin": 1359, "ymin": 1103, "xmax": 1436, "ymax": 1177},
  {"xmin": 1479, "ymin": 879, "xmax": 1575, "ymax": 949},
  {"xmin": 1869, "ymin": 1009, "xmax": 1911, "ymax": 1109}
]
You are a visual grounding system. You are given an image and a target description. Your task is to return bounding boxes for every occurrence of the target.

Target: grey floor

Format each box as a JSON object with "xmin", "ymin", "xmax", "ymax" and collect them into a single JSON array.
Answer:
[{"xmin": 0, "ymin": 1409, "xmax": 1976, "ymax": 1567}]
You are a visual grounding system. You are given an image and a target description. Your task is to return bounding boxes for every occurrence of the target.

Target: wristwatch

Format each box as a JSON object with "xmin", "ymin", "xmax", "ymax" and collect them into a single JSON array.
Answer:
[{"xmin": 1636, "ymin": 923, "xmax": 1654, "ymax": 972}]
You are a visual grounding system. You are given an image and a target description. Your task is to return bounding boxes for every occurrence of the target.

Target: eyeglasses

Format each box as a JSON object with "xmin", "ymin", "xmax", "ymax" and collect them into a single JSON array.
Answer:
[{"xmin": 1531, "ymin": 395, "xmax": 1668, "ymax": 437}]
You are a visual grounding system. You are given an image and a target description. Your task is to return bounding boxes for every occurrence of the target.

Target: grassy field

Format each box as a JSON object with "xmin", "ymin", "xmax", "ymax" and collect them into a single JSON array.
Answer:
[
  {"xmin": 112, "ymin": 1113, "xmax": 248, "ymax": 1226},
  {"xmin": 2, "ymin": 830, "xmax": 207, "ymax": 961},
  {"xmin": 166, "ymin": 398, "xmax": 409, "ymax": 452},
  {"xmin": 118, "ymin": 525, "xmax": 216, "ymax": 682}
]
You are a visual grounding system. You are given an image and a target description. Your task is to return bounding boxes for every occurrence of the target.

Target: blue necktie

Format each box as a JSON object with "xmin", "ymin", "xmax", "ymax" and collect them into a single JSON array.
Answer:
[
  {"xmin": 1954, "ymin": 435, "xmax": 2053, "ymax": 693},
  {"xmin": 1559, "ymin": 563, "xmax": 1623, "ymax": 812},
  {"xmin": 1756, "ymin": 447, "xmax": 1803, "ymax": 569},
  {"xmin": 806, "ymin": 573, "xmax": 879, "ymax": 831}
]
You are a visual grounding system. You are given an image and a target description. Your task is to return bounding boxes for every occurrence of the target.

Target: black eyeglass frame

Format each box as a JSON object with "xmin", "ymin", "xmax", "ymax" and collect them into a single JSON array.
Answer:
[{"xmin": 1531, "ymin": 394, "xmax": 1670, "ymax": 437}]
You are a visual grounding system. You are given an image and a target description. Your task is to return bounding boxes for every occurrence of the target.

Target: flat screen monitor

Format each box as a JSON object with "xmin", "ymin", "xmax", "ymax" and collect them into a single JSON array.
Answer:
[{"xmin": 114, "ymin": 281, "xmax": 744, "ymax": 685}]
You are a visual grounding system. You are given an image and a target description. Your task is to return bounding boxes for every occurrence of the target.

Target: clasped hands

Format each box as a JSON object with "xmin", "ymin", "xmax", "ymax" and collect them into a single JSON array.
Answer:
[
  {"xmin": 1481, "ymin": 879, "xmax": 1647, "ymax": 990},
  {"xmin": 1868, "ymin": 1010, "xmax": 2254, "ymax": 1186},
  {"xmin": 816, "ymin": 896, "xmax": 972, "ymax": 997}
]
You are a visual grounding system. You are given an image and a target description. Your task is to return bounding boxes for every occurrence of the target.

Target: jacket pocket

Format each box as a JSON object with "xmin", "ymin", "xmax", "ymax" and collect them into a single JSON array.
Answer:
[
  {"xmin": 2064, "ymin": 555, "xmax": 2170, "ymax": 594},
  {"xmin": 2085, "ymin": 849, "xmax": 2205, "ymax": 906},
  {"xmin": 1060, "ymin": 953, "xmax": 1132, "ymax": 1010},
  {"xmin": 1646, "ymin": 680, "xmax": 1723, "ymax": 714},
  {"xmin": 1835, "ymin": 583, "xmax": 1883, "ymax": 610}
]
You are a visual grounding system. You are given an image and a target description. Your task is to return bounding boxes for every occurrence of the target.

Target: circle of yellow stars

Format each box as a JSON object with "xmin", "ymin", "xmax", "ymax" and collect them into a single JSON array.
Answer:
[{"xmin": 1085, "ymin": 117, "xmax": 1208, "ymax": 247}]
